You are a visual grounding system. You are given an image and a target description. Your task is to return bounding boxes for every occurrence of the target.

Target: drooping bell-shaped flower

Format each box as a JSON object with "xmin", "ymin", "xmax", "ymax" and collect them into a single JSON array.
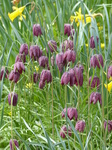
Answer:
[
  {"xmin": 74, "ymin": 66, "xmax": 83, "ymax": 86},
  {"xmin": 90, "ymin": 54, "xmax": 103, "ymax": 69},
  {"xmin": 56, "ymin": 53, "xmax": 64, "ymax": 72},
  {"xmin": 33, "ymin": 24, "xmax": 42, "ymax": 37},
  {"xmin": 90, "ymin": 36, "xmax": 99, "ymax": 49},
  {"xmin": 46, "ymin": 40, "xmax": 57, "ymax": 53},
  {"xmin": 61, "ymin": 107, "xmax": 78, "ymax": 120},
  {"xmin": 75, "ymin": 120, "xmax": 85, "ymax": 132},
  {"xmin": 68, "ymin": 69, "xmax": 76, "ymax": 86},
  {"xmin": 61, "ymin": 72, "xmax": 70, "ymax": 85},
  {"xmin": 19, "ymin": 43, "xmax": 28, "ymax": 55},
  {"xmin": 39, "ymin": 56, "xmax": 49, "ymax": 68},
  {"xmin": 89, "ymin": 76, "xmax": 100, "ymax": 89},
  {"xmin": 9, "ymin": 70, "xmax": 20, "ymax": 83},
  {"xmin": 62, "ymin": 40, "xmax": 74, "ymax": 52},
  {"xmin": 9, "ymin": 139, "xmax": 19, "ymax": 150},
  {"xmin": 60, "ymin": 125, "xmax": 72, "ymax": 138},
  {"xmin": 51, "ymin": 55, "xmax": 55, "ymax": 67},
  {"xmin": 64, "ymin": 24, "xmax": 72, "ymax": 36},
  {"xmin": 8, "ymin": 92, "xmax": 18, "ymax": 106},
  {"xmin": 63, "ymin": 49, "xmax": 76, "ymax": 64},
  {"xmin": 104, "ymin": 120, "xmax": 112, "ymax": 132},
  {"xmin": 29, "ymin": 45, "xmax": 42, "ymax": 60},
  {"xmin": 90, "ymin": 92, "xmax": 102, "ymax": 105},
  {"xmin": 0, "ymin": 66, "xmax": 9, "ymax": 80},
  {"xmin": 14, "ymin": 62, "xmax": 25, "ymax": 74}
]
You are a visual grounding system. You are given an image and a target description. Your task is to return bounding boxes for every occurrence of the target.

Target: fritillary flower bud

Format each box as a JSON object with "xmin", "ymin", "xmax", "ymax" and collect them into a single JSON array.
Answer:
[
  {"xmin": 63, "ymin": 49, "xmax": 76, "ymax": 64},
  {"xmin": 8, "ymin": 92, "xmax": 18, "ymax": 106},
  {"xmin": 9, "ymin": 139, "xmax": 19, "ymax": 150},
  {"xmin": 14, "ymin": 62, "xmax": 25, "ymax": 74},
  {"xmin": 60, "ymin": 125, "xmax": 72, "ymax": 138},
  {"xmin": 104, "ymin": 120, "xmax": 112, "ymax": 132},
  {"xmin": 0, "ymin": 66, "xmax": 9, "ymax": 80},
  {"xmin": 19, "ymin": 43, "xmax": 28, "ymax": 55},
  {"xmin": 56, "ymin": 53, "xmax": 64, "ymax": 72},
  {"xmin": 15, "ymin": 54, "xmax": 26, "ymax": 63},
  {"xmin": 46, "ymin": 40, "xmax": 57, "ymax": 53},
  {"xmin": 61, "ymin": 107, "xmax": 78, "ymax": 120},
  {"xmin": 62, "ymin": 40, "xmax": 74, "ymax": 52},
  {"xmin": 90, "ymin": 36, "xmax": 99, "ymax": 49},
  {"xmin": 89, "ymin": 76, "xmax": 100, "ymax": 89},
  {"xmin": 39, "ymin": 56, "xmax": 48, "ymax": 68},
  {"xmin": 33, "ymin": 24, "xmax": 42, "ymax": 37},
  {"xmin": 70, "ymin": 29, "xmax": 75, "ymax": 39},
  {"xmin": 29, "ymin": 45, "xmax": 41, "ymax": 60},
  {"xmin": 107, "ymin": 66, "xmax": 112, "ymax": 79},
  {"xmin": 64, "ymin": 24, "xmax": 72, "ymax": 36},
  {"xmin": 90, "ymin": 54, "xmax": 103, "ymax": 69},
  {"xmin": 9, "ymin": 70, "xmax": 20, "ymax": 83},
  {"xmin": 61, "ymin": 72, "xmax": 70, "ymax": 85},
  {"xmin": 90, "ymin": 92, "xmax": 102, "ymax": 105},
  {"xmin": 75, "ymin": 120, "xmax": 85, "ymax": 132}
]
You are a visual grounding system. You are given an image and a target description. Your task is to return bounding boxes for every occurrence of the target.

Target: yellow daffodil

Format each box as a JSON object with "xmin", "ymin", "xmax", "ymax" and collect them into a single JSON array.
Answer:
[
  {"xmin": 26, "ymin": 83, "xmax": 32, "ymax": 89},
  {"xmin": 70, "ymin": 7, "xmax": 101, "ymax": 27},
  {"xmin": 104, "ymin": 81, "xmax": 112, "ymax": 92},
  {"xmin": 35, "ymin": 66, "xmax": 39, "ymax": 72},
  {"xmin": 101, "ymin": 43, "xmax": 105, "ymax": 48},
  {"xmin": 8, "ymin": 5, "xmax": 25, "ymax": 22}
]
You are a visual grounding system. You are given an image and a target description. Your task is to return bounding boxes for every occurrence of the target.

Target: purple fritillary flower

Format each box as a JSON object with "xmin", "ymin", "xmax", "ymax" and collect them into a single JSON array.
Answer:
[
  {"xmin": 33, "ymin": 24, "xmax": 42, "ymax": 37},
  {"xmin": 64, "ymin": 24, "xmax": 72, "ymax": 36},
  {"xmin": 39, "ymin": 56, "xmax": 48, "ymax": 68},
  {"xmin": 89, "ymin": 76, "xmax": 100, "ymax": 89},
  {"xmin": 90, "ymin": 92, "xmax": 102, "ymax": 105},
  {"xmin": 46, "ymin": 40, "xmax": 57, "ymax": 53},
  {"xmin": 75, "ymin": 120, "xmax": 85, "ymax": 132},
  {"xmin": 19, "ymin": 43, "xmax": 28, "ymax": 55},
  {"xmin": 40, "ymin": 70, "xmax": 52, "ymax": 83},
  {"xmin": 29, "ymin": 45, "xmax": 41, "ymax": 60},
  {"xmin": 60, "ymin": 125, "xmax": 72, "ymax": 138},
  {"xmin": 14, "ymin": 62, "xmax": 25, "ymax": 74},
  {"xmin": 61, "ymin": 72, "xmax": 70, "ymax": 85},
  {"xmin": 62, "ymin": 40, "xmax": 74, "ymax": 52},
  {"xmin": 9, "ymin": 70, "xmax": 20, "ymax": 83},
  {"xmin": 0, "ymin": 66, "xmax": 9, "ymax": 80},
  {"xmin": 61, "ymin": 107, "xmax": 78, "ymax": 121},
  {"xmin": 9, "ymin": 139, "xmax": 19, "ymax": 150},
  {"xmin": 32, "ymin": 73, "xmax": 39, "ymax": 83},
  {"xmin": 90, "ymin": 36, "xmax": 99, "ymax": 49},
  {"xmin": 63, "ymin": 49, "xmax": 76, "ymax": 64},
  {"xmin": 90, "ymin": 54, "xmax": 103, "ymax": 69},
  {"xmin": 15, "ymin": 54, "xmax": 26, "ymax": 63},
  {"xmin": 8, "ymin": 92, "xmax": 18, "ymax": 106},
  {"xmin": 74, "ymin": 66, "xmax": 83, "ymax": 86},
  {"xmin": 104, "ymin": 120, "xmax": 112, "ymax": 132},
  {"xmin": 56, "ymin": 53, "xmax": 64, "ymax": 72}
]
